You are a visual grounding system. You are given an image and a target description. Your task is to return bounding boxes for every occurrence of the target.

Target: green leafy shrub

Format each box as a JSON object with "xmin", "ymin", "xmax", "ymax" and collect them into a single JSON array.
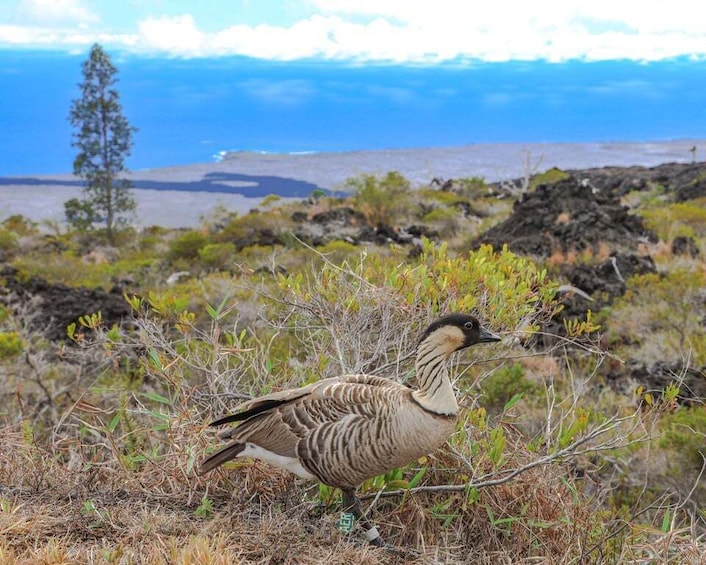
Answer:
[
  {"xmin": 347, "ymin": 171, "xmax": 412, "ymax": 226},
  {"xmin": 167, "ymin": 231, "xmax": 209, "ymax": 262},
  {"xmin": 350, "ymin": 241, "xmax": 552, "ymax": 324},
  {"xmin": 259, "ymin": 194, "xmax": 282, "ymax": 208},
  {"xmin": 640, "ymin": 198, "xmax": 706, "ymax": 241},
  {"xmin": 0, "ymin": 331, "xmax": 23, "ymax": 360},
  {"xmin": 215, "ymin": 211, "xmax": 282, "ymax": 247},
  {"xmin": 12, "ymin": 252, "xmax": 109, "ymax": 289},
  {"xmin": 2, "ymin": 215, "xmax": 36, "ymax": 236},
  {"xmin": 530, "ymin": 167, "xmax": 570, "ymax": 189},
  {"xmin": 273, "ymin": 240, "xmax": 559, "ymax": 380},
  {"xmin": 456, "ymin": 176, "xmax": 488, "ymax": 198},
  {"xmin": 421, "ymin": 207, "xmax": 459, "ymax": 237},
  {"xmin": 198, "ymin": 242, "xmax": 236, "ymax": 271},
  {"xmin": 0, "ymin": 228, "xmax": 19, "ymax": 258},
  {"xmin": 417, "ymin": 189, "xmax": 465, "ymax": 205},
  {"xmin": 607, "ymin": 269, "xmax": 706, "ymax": 365},
  {"xmin": 659, "ymin": 406, "xmax": 706, "ymax": 467},
  {"xmin": 316, "ymin": 240, "xmax": 358, "ymax": 263},
  {"xmin": 480, "ymin": 363, "xmax": 536, "ymax": 414}
]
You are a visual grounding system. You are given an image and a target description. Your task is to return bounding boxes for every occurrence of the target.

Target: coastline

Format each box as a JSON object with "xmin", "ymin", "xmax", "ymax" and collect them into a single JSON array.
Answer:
[{"xmin": 1, "ymin": 139, "xmax": 704, "ymax": 229}]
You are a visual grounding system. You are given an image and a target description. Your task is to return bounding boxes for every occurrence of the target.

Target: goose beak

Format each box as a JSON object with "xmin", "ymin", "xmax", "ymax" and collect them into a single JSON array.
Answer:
[{"xmin": 479, "ymin": 327, "xmax": 502, "ymax": 343}]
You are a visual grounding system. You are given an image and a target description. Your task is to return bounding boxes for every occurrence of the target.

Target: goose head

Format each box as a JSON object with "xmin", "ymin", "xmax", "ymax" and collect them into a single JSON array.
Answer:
[{"xmin": 418, "ymin": 313, "xmax": 501, "ymax": 355}]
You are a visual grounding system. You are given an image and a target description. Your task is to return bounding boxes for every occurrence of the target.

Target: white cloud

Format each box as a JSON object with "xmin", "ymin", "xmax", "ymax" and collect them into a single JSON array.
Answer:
[
  {"xmin": 0, "ymin": 23, "xmax": 136, "ymax": 50},
  {"xmin": 212, "ymin": 17, "xmax": 338, "ymax": 60},
  {"xmin": 1, "ymin": 2, "xmax": 706, "ymax": 62},
  {"xmin": 306, "ymin": 0, "xmax": 706, "ymax": 61},
  {"xmin": 17, "ymin": 0, "xmax": 98, "ymax": 26},
  {"xmin": 137, "ymin": 14, "xmax": 205, "ymax": 56}
]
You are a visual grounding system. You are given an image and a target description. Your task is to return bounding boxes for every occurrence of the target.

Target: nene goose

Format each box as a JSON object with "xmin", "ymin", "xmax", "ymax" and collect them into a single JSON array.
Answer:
[{"xmin": 198, "ymin": 313, "xmax": 500, "ymax": 546}]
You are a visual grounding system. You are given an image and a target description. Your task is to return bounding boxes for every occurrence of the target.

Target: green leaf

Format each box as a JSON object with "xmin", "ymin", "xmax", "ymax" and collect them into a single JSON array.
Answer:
[
  {"xmin": 148, "ymin": 348, "xmax": 162, "ymax": 370},
  {"xmin": 503, "ymin": 393, "xmax": 524, "ymax": 412},
  {"xmin": 141, "ymin": 391, "xmax": 171, "ymax": 405},
  {"xmin": 408, "ymin": 467, "xmax": 427, "ymax": 489},
  {"xmin": 661, "ymin": 509, "xmax": 672, "ymax": 532},
  {"xmin": 107, "ymin": 411, "xmax": 122, "ymax": 433},
  {"xmin": 386, "ymin": 479, "xmax": 409, "ymax": 489}
]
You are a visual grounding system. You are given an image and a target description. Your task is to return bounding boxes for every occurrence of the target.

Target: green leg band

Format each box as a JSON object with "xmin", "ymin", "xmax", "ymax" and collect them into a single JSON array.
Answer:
[{"xmin": 338, "ymin": 511, "xmax": 356, "ymax": 533}]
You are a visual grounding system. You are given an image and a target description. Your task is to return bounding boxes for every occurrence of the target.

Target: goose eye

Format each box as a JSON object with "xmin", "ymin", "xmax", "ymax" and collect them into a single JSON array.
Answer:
[{"xmin": 464, "ymin": 321, "xmax": 475, "ymax": 330}]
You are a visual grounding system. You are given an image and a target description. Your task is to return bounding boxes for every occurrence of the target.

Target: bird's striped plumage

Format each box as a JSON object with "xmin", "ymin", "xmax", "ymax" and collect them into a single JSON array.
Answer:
[
  {"xmin": 199, "ymin": 314, "xmax": 499, "ymax": 483},
  {"xmin": 198, "ymin": 313, "xmax": 500, "ymax": 544}
]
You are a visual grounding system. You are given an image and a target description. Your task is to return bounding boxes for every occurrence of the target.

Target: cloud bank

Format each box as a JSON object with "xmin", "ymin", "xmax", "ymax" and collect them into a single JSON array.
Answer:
[{"xmin": 2, "ymin": 0, "xmax": 705, "ymax": 62}]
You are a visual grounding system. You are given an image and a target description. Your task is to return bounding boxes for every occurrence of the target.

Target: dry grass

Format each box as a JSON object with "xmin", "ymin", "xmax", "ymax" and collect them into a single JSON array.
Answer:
[
  {"xmin": 0, "ymin": 425, "xmax": 388, "ymax": 564},
  {"xmin": 2, "ymin": 244, "xmax": 705, "ymax": 563},
  {"xmin": 0, "ymin": 427, "xmax": 584, "ymax": 564},
  {"xmin": 3, "ymin": 407, "xmax": 702, "ymax": 564}
]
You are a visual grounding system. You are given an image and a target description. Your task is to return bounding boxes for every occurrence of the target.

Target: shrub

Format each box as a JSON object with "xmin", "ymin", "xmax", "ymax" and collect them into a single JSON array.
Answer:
[
  {"xmin": 0, "ymin": 228, "xmax": 18, "ymax": 258},
  {"xmin": 316, "ymin": 240, "xmax": 359, "ymax": 263},
  {"xmin": 640, "ymin": 198, "xmax": 706, "ymax": 241},
  {"xmin": 347, "ymin": 171, "xmax": 412, "ymax": 226},
  {"xmin": 480, "ymin": 362, "xmax": 536, "ymax": 414},
  {"xmin": 0, "ymin": 331, "xmax": 23, "ymax": 360},
  {"xmin": 421, "ymin": 207, "xmax": 459, "ymax": 237},
  {"xmin": 167, "ymin": 231, "xmax": 209, "ymax": 262},
  {"xmin": 2, "ymin": 215, "xmax": 36, "ymax": 236},
  {"xmin": 198, "ymin": 242, "xmax": 236, "ymax": 271},
  {"xmin": 456, "ymin": 176, "xmax": 488, "ymax": 198},
  {"xmin": 215, "ymin": 211, "xmax": 282, "ymax": 248},
  {"xmin": 417, "ymin": 189, "xmax": 465, "ymax": 205},
  {"xmin": 606, "ymin": 269, "xmax": 706, "ymax": 366},
  {"xmin": 259, "ymin": 194, "xmax": 282, "ymax": 208},
  {"xmin": 273, "ymin": 240, "xmax": 559, "ymax": 377},
  {"xmin": 659, "ymin": 406, "xmax": 706, "ymax": 467},
  {"xmin": 530, "ymin": 167, "xmax": 570, "ymax": 189}
]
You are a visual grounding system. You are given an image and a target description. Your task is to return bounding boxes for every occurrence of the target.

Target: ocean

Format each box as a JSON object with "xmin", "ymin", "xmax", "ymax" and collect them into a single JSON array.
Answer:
[{"xmin": 2, "ymin": 50, "xmax": 706, "ymax": 176}]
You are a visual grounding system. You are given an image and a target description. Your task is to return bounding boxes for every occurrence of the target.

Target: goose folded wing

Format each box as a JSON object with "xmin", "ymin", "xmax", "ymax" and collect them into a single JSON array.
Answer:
[{"xmin": 209, "ymin": 373, "xmax": 402, "ymax": 427}]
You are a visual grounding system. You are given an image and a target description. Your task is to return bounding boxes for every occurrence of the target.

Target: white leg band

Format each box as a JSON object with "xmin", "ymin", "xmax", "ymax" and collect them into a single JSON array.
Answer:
[{"xmin": 364, "ymin": 526, "xmax": 381, "ymax": 542}]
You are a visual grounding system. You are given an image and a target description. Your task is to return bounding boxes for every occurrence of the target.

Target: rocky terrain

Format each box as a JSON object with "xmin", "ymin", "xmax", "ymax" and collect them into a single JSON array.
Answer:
[
  {"xmin": 4, "ymin": 160, "xmax": 704, "ymax": 358},
  {"xmin": 477, "ymin": 176, "xmax": 657, "ymax": 256},
  {"xmin": 566, "ymin": 161, "xmax": 706, "ymax": 201},
  {"xmin": 0, "ymin": 265, "xmax": 132, "ymax": 342}
]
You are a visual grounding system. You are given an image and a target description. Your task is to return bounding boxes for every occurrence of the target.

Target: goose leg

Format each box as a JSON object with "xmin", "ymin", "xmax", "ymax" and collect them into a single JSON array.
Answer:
[{"xmin": 341, "ymin": 488, "xmax": 384, "ymax": 547}]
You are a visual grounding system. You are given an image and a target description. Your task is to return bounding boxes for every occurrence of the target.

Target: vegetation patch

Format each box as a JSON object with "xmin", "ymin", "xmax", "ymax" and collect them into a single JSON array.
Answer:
[{"xmin": 1, "ymin": 157, "xmax": 705, "ymax": 562}]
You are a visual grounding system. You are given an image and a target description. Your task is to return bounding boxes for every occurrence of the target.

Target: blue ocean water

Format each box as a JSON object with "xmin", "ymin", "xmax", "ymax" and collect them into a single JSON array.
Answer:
[{"xmin": 2, "ymin": 50, "xmax": 706, "ymax": 176}]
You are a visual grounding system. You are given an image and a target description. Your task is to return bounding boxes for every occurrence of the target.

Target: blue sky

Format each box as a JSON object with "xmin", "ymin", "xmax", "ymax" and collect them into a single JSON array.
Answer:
[{"xmin": 1, "ymin": 0, "xmax": 705, "ymax": 62}]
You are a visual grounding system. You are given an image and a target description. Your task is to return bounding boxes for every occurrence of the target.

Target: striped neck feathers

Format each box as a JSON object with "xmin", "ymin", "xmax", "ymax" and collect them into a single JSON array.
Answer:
[{"xmin": 411, "ymin": 328, "xmax": 461, "ymax": 416}]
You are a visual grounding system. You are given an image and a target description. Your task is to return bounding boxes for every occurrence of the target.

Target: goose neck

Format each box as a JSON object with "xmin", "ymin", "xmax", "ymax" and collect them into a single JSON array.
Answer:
[{"xmin": 412, "ymin": 345, "xmax": 458, "ymax": 416}]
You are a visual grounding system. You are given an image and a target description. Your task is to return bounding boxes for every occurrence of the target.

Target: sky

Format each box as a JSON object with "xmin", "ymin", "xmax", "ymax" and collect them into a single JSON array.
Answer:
[{"xmin": 1, "ymin": 0, "xmax": 706, "ymax": 62}]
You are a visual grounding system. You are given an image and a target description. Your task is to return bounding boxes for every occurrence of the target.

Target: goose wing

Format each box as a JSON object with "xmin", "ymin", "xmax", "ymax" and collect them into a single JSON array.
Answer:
[
  {"xmin": 199, "ymin": 374, "xmax": 407, "ymax": 478},
  {"xmin": 209, "ymin": 374, "xmax": 402, "ymax": 428}
]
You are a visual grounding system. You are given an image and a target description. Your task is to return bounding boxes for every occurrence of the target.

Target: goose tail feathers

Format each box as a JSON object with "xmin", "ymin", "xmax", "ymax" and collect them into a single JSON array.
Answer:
[{"xmin": 197, "ymin": 441, "xmax": 246, "ymax": 475}]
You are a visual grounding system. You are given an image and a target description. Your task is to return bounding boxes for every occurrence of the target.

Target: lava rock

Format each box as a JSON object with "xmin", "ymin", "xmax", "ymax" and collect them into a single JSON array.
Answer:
[
  {"xmin": 474, "ymin": 175, "xmax": 657, "ymax": 257},
  {"xmin": 0, "ymin": 265, "xmax": 133, "ymax": 342}
]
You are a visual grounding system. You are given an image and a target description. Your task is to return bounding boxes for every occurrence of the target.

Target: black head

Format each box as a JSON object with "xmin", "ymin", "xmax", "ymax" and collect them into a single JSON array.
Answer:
[{"xmin": 419, "ymin": 313, "xmax": 501, "ymax": 351}]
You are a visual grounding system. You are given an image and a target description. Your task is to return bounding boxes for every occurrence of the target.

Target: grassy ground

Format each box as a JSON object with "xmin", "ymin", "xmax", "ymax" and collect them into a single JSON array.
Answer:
[{"xmin": 1, "ymin": 171, "xmax": 705, "ymax": 563}]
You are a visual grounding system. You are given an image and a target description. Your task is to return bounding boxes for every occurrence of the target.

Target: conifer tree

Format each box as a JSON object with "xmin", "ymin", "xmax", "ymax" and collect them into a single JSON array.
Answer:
[{"xmin": 67, "ymin": 43, "xmax": 136, "ymax": 243}]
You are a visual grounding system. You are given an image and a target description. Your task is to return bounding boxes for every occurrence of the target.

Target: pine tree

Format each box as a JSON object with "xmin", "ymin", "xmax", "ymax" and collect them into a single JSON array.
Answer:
[{"xmin": 67, "ymin": 43, "xmax": 137, "ymax": 243}]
